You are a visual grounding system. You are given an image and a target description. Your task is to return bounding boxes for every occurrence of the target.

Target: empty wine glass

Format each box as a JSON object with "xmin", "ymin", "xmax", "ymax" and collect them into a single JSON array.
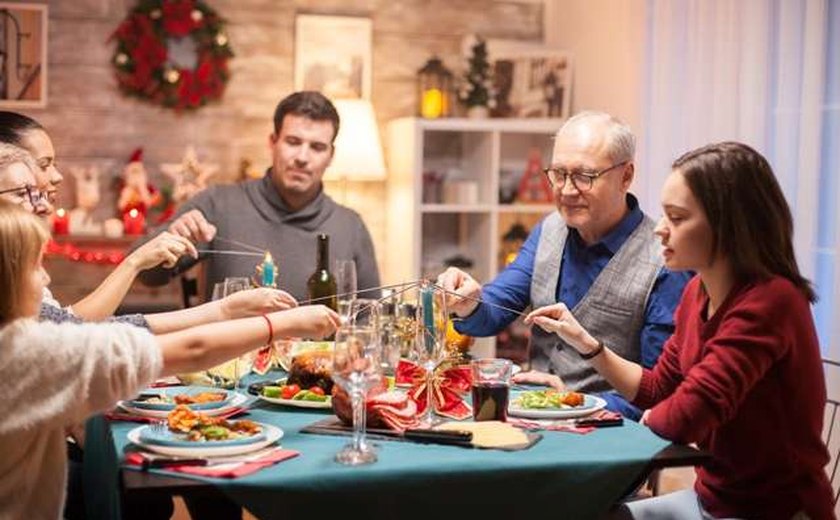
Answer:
[
  {"xmin": 331, "ymin": 323, "xmax": 381, "ymax": 466},
  {"xmin": 334, "ymin": 259, "xmax": 357, "ymax": 324},
  {"xmin": 412, "ymin": 280, "xmax": 448, "ymax": 427},
  {"xmin": 208, "ymin": 277, "xmax": 255, "ymax": 389}
]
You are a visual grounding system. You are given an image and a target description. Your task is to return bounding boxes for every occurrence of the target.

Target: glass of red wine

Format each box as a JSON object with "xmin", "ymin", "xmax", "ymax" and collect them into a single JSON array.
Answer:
[{"xmin": 470, "ymin": 358, "xmax": 513, "ymax": 422}]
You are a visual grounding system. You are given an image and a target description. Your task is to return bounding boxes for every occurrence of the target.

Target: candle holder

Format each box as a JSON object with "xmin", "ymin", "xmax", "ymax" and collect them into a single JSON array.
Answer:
[{"xmin": 417, "ymin": 56, "xmax": 453, "ymax": 119}]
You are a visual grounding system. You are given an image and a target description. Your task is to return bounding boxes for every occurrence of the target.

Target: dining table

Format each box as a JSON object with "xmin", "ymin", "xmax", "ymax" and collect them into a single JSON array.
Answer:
[{"xmin": 82, "ymin": 373, "xmax": 708, "ymax": 520}]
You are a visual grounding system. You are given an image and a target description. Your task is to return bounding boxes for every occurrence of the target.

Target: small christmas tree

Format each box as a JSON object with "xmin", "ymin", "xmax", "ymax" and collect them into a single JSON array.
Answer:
[{"xmin": 459, "ymin": 35, "xmax": 495, "ymax": 111}]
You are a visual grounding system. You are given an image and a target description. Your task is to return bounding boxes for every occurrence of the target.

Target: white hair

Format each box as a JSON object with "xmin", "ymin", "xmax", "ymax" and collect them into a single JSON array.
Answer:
[
  {"xmin": 0, "ymin": 143, "xmax": 38, "ymax": 181},
  {"xmin": 557, "ymin": 111, "xmax": 636, "ymax": 164}
]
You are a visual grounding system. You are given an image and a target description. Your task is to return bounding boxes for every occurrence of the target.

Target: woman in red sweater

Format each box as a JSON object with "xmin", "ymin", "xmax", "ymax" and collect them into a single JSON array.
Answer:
[{"xmin": 526, "ymin": 142, "xmax": 833, "ymax": 519}]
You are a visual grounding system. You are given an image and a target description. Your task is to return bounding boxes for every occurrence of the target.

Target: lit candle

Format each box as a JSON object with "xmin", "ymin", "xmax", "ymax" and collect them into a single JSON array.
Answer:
[
  {"xmin": 122, "ymin": 208, "xmax": 145, "ymax": 235},
  {"xmin": 421, "ymin": 88, "xmax": 443, "ymax": 119},
  {"xmin": 261, "ymin": 251, "xmax": 276, "ymax": 287},
  {"xmin": 52, "ymin": 208, "xmax": 69, "ymax": 235}
]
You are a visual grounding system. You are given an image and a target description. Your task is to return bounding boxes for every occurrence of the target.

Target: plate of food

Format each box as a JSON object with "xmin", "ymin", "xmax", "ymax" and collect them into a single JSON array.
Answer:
[
  {"xmin": 127, "ymin": 386, "xmax": 232, "ymax": 411},
  {"xmin": 507, "ymin": 389, "xmax": 606, "ymax": 419},
  {"xmin": 127, "ymin": 406, "xmax": 283, "ymax": 457},
  {"xmin": 118, "ymin": 390, "xmax": 247, "ymax": 418},
  {"xmin": 255, "ymin": 379, "xmax": 332, "ymax": 409}
]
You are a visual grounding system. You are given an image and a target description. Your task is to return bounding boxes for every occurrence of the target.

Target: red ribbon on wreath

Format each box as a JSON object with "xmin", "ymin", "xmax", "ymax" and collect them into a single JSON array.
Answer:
[{"xmin": 396, "ymin": 359, "xmax": 473, "ymax": 420}]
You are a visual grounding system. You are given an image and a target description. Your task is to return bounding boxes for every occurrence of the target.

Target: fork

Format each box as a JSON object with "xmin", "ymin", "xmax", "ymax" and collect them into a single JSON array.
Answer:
[{"xmin": 150, "ymin": 420, "xmax": 168, "ymax": 435}]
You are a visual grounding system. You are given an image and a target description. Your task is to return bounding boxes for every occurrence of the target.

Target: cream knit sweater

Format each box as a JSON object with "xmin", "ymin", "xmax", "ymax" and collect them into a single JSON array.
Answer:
[{"xmin": 0, "ymin": 319, "xmax": 161, "ymax": 520}]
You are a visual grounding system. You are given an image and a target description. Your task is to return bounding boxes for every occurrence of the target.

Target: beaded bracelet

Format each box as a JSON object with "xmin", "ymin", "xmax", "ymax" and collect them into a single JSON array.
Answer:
[
  {"xmin": 262, "ymin": 314, "xmax": 274, "ymax": 345},
  {"xmin": 579, "ymin": 339, "xmax": 605, "ymax": 360}
]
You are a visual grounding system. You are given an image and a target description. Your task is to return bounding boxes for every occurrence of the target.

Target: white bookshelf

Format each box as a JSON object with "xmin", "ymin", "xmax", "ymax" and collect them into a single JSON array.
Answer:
[{"xmin": 385, "ymin": 117, "xmax": 563, "ymax": 358}]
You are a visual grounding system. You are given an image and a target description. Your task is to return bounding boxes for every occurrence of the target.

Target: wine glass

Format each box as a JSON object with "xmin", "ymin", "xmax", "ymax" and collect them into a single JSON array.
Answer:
[
  {"xmin": 377, "ymin": 299, "xmax": 401, "ymax": 388},
  {"xmin": 208, "ymin": 277, "xmax": 254, "ymax": 389},
  {"xmin": 412, "ymin": 280, "xmax": 449, "ymax": 427},
  {"xmin": 331, "ymin": 322, "xmax": 382, "ymax": 466},
  {"xmin": 334, "ymin": 259, "xmax": 357, "ymax": 325}
]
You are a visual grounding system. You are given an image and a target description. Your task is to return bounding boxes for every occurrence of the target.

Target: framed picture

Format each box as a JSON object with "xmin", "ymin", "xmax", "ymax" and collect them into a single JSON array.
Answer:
[
  {"xmin": 294, "ymin": 14, "xmax": 372, "ymax": 100},
  {"xmin": 488, "ymin": 40, "xmax": 572, "ymax": 119},
  {"xmin": 0, "ymin": 2, "xmax": 47, "ymax": 108}
]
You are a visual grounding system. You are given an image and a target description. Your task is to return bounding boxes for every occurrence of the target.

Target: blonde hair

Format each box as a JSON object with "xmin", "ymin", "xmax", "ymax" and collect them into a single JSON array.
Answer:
[{"xmin": 0, "ymin": 199, "xmax": 49, "ymax": 324}]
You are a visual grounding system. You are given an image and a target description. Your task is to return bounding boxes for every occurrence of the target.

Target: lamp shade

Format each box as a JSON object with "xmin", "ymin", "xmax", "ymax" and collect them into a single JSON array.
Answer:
[{"xmin": 324, "ymin": 99, "xmax": 387, "ymax": 181}]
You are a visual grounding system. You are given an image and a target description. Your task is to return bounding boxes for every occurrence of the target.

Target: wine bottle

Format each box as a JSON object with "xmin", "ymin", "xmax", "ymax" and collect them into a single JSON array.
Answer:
[{"xmin": 307, "ymin": 233, "xmax": 338, "ymax": 311}]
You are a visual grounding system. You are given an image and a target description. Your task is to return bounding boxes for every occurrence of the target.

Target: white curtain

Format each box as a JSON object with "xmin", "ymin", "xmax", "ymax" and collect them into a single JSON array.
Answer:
[{"xmin": 638, "ymin": 0, "xmax": 840, "ymax": 358}]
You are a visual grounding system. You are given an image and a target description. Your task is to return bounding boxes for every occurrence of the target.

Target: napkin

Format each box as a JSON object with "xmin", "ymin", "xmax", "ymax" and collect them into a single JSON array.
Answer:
[
  {"xmin": 507, "ymin": 410, "xmax": 623, "ymax": 435},
  {"xmin": 124, "ymin": 447, "xmax": 299, "ymax": 478},
  {"xmin": 105, "ymin": 406, "xmax": 249, "ymax": 424}
]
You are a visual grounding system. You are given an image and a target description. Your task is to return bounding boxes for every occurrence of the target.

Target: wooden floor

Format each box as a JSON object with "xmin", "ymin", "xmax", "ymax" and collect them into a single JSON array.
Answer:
[{"xmin": 167, "ymin": 468, "xmax": 696, "ymax": 519}]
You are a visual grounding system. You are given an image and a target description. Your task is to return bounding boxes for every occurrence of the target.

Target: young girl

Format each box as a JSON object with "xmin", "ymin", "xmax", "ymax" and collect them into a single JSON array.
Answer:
[
  {"xmin": 0, "ymin": 200, "xmax": 340, "ymax": 519},
  {"xmin": 526, "ymin": 142, "xmax": 833, "ymax": 519}
]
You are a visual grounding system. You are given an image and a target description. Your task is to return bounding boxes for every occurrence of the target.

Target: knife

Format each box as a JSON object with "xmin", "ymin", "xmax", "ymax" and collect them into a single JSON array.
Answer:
[{"xmin": 402, "ymin": 428, "xmax": 473, "ymax": 446}]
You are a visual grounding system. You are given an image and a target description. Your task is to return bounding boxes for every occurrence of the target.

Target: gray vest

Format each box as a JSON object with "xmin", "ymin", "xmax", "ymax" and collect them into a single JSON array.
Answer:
[{"xmin": 529, "ymin": 212, "xmax": 663, "ymax": 393}]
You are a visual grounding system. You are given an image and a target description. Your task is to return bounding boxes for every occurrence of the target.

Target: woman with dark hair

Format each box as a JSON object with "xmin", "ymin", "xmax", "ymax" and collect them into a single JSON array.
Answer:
[
  {"xmin": 0, "ymin": 110, "xmax": 63, "ymax": 205},
  {"xmin": 526, "ymin": 142, "xmax": 832, "ymax": 519}
]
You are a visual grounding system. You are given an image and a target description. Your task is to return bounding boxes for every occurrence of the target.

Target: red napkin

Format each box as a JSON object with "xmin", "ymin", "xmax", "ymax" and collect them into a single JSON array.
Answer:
[
  {"xmin": 507, "ymin": 411, "xmax": 623, "ymax": 435},
  {"xmin": 106, "ymin": 406, "xmax": 249, "ymax": 424},
  {"xmin": 124, "ymin": 448, "xmax": 299, "ymax": 478}
]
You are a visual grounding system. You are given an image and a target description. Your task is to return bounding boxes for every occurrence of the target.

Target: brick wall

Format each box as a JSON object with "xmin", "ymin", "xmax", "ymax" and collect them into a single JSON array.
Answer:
[{"xmin": 13, "ymin": 0, "xmax": 543, "ymax": 281}]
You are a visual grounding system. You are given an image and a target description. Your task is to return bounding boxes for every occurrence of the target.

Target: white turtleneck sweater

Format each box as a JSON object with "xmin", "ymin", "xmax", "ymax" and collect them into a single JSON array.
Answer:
[{"xmin": 0, "ymin": 319, "xmax": 160, "ymax": 520}]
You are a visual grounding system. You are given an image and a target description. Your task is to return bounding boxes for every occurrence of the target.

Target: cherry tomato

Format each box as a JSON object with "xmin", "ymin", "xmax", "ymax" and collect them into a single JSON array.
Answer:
[
  {"xmin": 281, "ymin": 384, "xmax": 300, "ymax": 400},
  {"xmin": 309, "ymin": 386, "xmax": 325, "ymax": 396}
]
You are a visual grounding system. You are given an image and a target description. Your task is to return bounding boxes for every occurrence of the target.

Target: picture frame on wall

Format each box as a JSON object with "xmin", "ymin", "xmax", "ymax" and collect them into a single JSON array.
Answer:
[
  {"xmin": 488, "ymin": 40, "xmax": 573, "ymax": 119},
  {"xmin": 294, "ymin": 14, "xmax": 372, "ymax": 100},
  {"xmin": 0, "ymin": 2, "xmax": 47, "ymax": 108}
]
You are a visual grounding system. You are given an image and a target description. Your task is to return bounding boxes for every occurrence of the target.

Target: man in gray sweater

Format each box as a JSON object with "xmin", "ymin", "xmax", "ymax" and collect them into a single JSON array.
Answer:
[{"xmin": 137, "ymin": 92, "xmax": 381, "ymax": 302}]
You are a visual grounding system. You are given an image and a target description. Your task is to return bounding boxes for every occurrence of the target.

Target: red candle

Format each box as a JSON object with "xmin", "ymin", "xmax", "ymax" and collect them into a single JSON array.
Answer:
[
  {"xmin": 52, "ymin": 208, "xmax": 69, "ymax": 235},
  {"xmin": 123, "ymin": 208, "xmax": 145, "ymax": 235}
]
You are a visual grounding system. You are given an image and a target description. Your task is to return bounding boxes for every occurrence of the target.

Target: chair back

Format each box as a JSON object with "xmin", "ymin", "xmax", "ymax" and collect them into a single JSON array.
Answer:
[{"xmin": 822, "ymin": 358, "xmax": 840, "ymax": 514}]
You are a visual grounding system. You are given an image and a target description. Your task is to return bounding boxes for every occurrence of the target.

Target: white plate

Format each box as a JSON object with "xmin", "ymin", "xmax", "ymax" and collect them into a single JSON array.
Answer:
[
  {"xmin": 507, "ymin": 394, "xmax": 606, "ymax": 419},
  {"xmin": 257, "ymin": 393, "xmax": 332, "ymax": 409},
  {"xmin": 118, "ymin": 392, "xmax": 248, "ymax": 419},
  {"xmin": 127, "ymin": 423, "xmax": 283, "ymax": 457}
]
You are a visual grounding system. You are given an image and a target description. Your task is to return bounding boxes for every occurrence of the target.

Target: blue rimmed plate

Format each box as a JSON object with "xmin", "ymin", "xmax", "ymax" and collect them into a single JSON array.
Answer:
[
  {"xmin": 507, "ymin": 391, "xmax": 606, "ymax": 419},
  {"xmin": 128, "ymin": 423, "xmax": 283, "ymax": 458},
  {"xmin": 128, "ymin": 386, "xmax": 232, "ymax": 411},
  {"xmin": 137, "ymin": 423, "xmax": 266, "ymax": 447}
]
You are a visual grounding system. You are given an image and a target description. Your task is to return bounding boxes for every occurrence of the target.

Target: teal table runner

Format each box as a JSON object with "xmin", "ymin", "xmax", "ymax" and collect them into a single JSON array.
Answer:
[{"xmin": 100, "ymin": 394, "xmax": 671, "ymax": 520}]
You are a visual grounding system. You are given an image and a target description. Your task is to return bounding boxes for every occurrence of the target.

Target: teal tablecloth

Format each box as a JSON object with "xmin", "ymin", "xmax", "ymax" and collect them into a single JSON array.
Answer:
[{"xmin": 89, "ymin": 375, "xmax": 671, "ymax": 520}]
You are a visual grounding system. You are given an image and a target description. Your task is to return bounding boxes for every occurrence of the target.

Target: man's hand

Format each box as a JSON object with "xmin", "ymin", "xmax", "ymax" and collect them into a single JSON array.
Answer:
[
  {"xmin": 512, "ymin": 370, "xmax": 566, "ymax": 391},
  {"xmin": 436, "ymin": 267, "xmax": 482, "ymax": 317},
  {"xmin": 271, "ymin": 305, "xmax": 341, "ymax": 340},
  {"xmin": 220, "ymin": 288, "xmax": 297, "ymax": 320},
  {"xmin": 524, "ymin": 303, "xmax": 600, "ymax": 356},
  {"xmin": 168, "ymin": 209, "xmax": 217, "ymax": 243},
  {"xmin": 127, "ymin": 231, "xmax": 197, "ymax": 271}
]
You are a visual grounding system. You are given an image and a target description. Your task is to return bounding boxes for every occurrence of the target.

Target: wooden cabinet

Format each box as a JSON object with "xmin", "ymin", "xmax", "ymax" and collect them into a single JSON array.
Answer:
[{"xmin": 385, "ymin": 117, "xmax": 563, "ymax": 358}]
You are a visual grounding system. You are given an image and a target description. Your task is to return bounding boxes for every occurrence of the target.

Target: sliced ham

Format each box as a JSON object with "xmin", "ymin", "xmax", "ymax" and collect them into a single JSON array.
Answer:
[{"xmin": 332, "ymin": 381, "xmax": 421, "ymax": 432}]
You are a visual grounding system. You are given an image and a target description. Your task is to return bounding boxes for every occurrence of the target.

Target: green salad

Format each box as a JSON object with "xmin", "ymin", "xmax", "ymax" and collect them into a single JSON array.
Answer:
[{"xmin": 513, "ymin": 389, "xmax": 585, "ymax": 409}]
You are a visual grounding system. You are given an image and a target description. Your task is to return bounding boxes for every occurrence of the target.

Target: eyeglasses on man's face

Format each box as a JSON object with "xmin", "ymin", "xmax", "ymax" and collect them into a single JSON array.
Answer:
[
  {"xmin": 542, "ymin": 161, "xmax": 628, "ymax": 192},
  {"xmin": 0, "ymin": 184, "xmax": 47, "ymax": 209}
]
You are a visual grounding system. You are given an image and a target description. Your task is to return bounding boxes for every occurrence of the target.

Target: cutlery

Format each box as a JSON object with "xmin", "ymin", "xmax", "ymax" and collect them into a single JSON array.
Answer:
[
  {"xmin": 402, "ymin": 428, "xmax": 473, "ymax": 445},
  {"xmin": 140, "ymin": 447, "xmax": 278, "ymax": 469}
]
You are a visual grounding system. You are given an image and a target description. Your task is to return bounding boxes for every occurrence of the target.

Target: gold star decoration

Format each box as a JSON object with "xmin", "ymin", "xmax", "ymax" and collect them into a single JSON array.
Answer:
[{"xmin": 160, "ymin": 147, "xmax": 218, "ymax": 203}]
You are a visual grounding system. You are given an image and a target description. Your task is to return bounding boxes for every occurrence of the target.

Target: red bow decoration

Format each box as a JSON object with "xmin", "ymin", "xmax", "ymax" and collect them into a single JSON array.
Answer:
[{"xmin": 396, "ymin": 359, "xmax": 473, "ymax": 420}]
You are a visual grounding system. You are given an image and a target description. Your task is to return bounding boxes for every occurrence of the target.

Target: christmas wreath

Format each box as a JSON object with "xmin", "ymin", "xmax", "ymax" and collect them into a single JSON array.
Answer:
[{"xmin": 110, "ymin": 0, "xmax": 233, "ymax": 110}]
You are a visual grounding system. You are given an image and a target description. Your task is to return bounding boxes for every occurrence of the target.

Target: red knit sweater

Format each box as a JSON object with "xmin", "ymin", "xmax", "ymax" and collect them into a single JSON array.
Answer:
[{"xmin": 634, "ymin": 276, "xmax": 834, "ymax": 520}]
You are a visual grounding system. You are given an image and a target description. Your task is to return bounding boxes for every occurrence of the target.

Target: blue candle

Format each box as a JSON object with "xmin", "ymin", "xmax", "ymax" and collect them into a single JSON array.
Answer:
[
  {"xmin": 421, "ymin": 286, "xmax": 435, "ymax": 349},
  {"xmin": 262, "ymin": 252, "xmax": 275, "ymax": 287}
]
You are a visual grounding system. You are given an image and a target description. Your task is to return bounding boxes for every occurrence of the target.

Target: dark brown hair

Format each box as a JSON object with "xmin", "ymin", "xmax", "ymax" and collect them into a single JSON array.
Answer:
[
  {"xmin": 672, "ymin": 141, "xmax": 816, "ymax": 302},
  {"xmin": 272, "ymin": 91, "xmax": 340, "ymax": 143}
]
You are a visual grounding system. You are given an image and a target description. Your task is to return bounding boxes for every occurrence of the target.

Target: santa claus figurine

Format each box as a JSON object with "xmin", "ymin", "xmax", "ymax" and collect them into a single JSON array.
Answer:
[{"xmin": 117, "ymin": 148, "xmax": 161, "ymax": 217}]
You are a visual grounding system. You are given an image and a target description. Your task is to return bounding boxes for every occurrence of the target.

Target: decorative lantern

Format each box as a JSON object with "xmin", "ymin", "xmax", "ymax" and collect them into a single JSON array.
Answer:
[
  {"xmin": 417, "ymin": 56, "xmax": 453, "ymax": 119},
  {"xmin": 500, "ymin": 222, "xmax": 529, "ymax": 267}
]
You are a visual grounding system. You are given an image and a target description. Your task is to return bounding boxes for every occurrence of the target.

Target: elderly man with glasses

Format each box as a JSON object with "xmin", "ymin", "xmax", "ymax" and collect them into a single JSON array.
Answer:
[{"xmin": 438, "ymin": 111, "xmax": 691, "ymax": 419}]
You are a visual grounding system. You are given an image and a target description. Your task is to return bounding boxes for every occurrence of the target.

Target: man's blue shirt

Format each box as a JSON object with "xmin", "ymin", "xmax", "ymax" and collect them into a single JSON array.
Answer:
[{"xmin": 456, "ymin": 196, "xmax": 691, "ymax": 420}]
